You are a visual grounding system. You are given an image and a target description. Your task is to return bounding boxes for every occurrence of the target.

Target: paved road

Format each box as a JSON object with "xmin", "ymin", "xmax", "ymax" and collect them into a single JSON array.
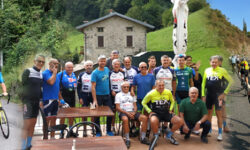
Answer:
[
  {"xmin": 223, "ymin": 73, "xmax": 250, "ymax": 150},
  {"xmin": 0, "ymin": 99, "xmax": 22, "ymax": 150}
]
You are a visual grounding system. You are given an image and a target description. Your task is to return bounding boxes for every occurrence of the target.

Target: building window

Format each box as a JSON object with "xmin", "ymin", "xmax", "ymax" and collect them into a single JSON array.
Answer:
[
  {"xmin": 97, "ymin": 27, "xmax": 104, "ymax": 32},
  {"xmin": 126, "ymin": 27, "xmax": 133, "ymax": 32},
  {"xmin": 126, "ymin": 36, "xmax": 133, "ymax": 47},
  {"xmin": 98, "ymin": 36, "xmax": 104, "ymax": 47}
]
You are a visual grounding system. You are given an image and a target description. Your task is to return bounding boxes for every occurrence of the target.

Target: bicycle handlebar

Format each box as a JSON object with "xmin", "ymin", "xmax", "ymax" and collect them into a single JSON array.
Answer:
[{"xmin": 0, "ymin": 94, "xmax": 11, "ymax": 104}]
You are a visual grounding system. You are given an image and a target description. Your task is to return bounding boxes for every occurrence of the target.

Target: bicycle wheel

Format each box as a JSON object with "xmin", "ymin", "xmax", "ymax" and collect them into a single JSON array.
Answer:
[{"xmin": 0, "ymin": 109, "xmax": 9, "ymax": 139}]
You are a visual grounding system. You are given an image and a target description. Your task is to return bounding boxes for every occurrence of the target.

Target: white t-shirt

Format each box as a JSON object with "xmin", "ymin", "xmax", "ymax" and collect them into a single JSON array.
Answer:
[
  {"xmin": 80, "ymin": 72, "xmax": 92, "ymax": 92},
  {"xmin": 123, "ymin": 66, "xmax": 138, "ymax": 85},
  {"xmin": 110, "ymin": 71, "xmax": 125, "ymax": 92},
  {"xmin": 115, "ymin": 92, "xmax": 137, "ymax": 112},
  {"xmin": 154, "ymin": 66, "xmax": 176, "ymax": 91}
]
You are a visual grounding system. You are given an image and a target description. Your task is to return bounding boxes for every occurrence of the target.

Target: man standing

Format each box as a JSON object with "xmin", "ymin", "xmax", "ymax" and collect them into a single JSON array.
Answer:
[
  {"xmin": 21, "ymin": 54, "xmax": 45, "ymax": 150},
  {"xmin": 175, "ymin": 55, "xmax": 194, "ymax": 108},
  {"xmin": 180, "ymin": 87, "xmax": 211, "ymax": 143},
  {"xmin": 41, "ymin": 58, "xmax": 60, "ymax": 139},
  {"xmin": 202, "ymin": 55, "xmax": 233, "ymax": 141},
  {"xmin": 123, "ymin": 56, "xmax": 139, "ymax": 86},
  {"xmin": 148, "ymin": 55, "xmax": 157, "ymax": 74},
  {"xmin": 77, "ymin": 60, "xmax": 94, "ymax": 107},
  {"xmin": 142, "ymin": 80, "xmax": 183, "ymax": 147},
  {"xmin": 154, "ymin": 55, "xmax": 176, "ymax": 96},
  {"xmin": 115, "ymin": 81, "xmax": 150, "ymax": 148},
  {"xmin": 91, "ymin": 55, "xmax": 113, "ymax": 136},
  {"xmin": 58, "ymin": 62, "xmax": 77, "ymax": 137},
  {"xmin": 106, "ymin": 50, "xmax": 119, "ymax": 70},
  {"xmin": 131, "ymin": 62, "xmax": 155, "ymax": 112}
]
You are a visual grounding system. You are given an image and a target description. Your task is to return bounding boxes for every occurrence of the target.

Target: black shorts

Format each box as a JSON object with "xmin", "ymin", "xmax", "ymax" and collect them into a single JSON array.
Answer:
[
  {"xmin": 240, "ymin": 69, "xmax": 249, "ymax": 76},
  {"xmin": 151, "ymin": 112, "xmax": 174, "ymax": 122},
  {"xmin": 206, "ymin": 92, "xmax": 222, "ymax": 110},
  {"xmin": 81, "ymin": 92, "xmax": 93, "ymax": 107},
  {"xmin": 119, "ymin": 112, "xmax": 141, "ymax": 121},
  {"xmin": 61, "ymin": 88, "xmax": 75, "ymax": 107},
  {"xmin": 43, "ymin": 100, "xmax": 59, "ymax": 116},
  {"xmin": 23, "ymin": 100, "xmax": 39, "ymax": 119},
  {"xmin": 176, "ymin": 91, "xmax": 189, "ymax": 104}
]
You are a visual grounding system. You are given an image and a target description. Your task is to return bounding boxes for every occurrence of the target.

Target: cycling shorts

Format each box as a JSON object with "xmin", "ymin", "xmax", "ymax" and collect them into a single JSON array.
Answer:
[
  {"xmin": 23, "ymin": 100, "xmax": 39, "ymax": 119},
  {"xmin": 43, "ymin": 100, "xmax": 58, "ymax": 117},
  {"xmin": 176, "ymin": 91, "xmax": 189, "ymax": 104},
  {"xmin": 151, "ymin": 112, "xmax": 174, "ymax": 122}
]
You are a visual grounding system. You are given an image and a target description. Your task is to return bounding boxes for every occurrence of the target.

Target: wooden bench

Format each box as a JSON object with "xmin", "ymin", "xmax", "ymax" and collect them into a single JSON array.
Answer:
[{"xmin": 32, "ymin": 136, "xmax": 127, "ymax": 150}]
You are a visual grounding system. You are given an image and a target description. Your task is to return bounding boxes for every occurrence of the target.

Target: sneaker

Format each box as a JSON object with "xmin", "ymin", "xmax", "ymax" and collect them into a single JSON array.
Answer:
[
  {"xmin": 223, "ymin": 126, "xmax": 230, "ymax": 133},
  {"xmin": 166, "ymin": 136, "xmax": 179, "ymax": 145},
  {"xmin": 125, "ymin": 140, "xmax": 131, "ymax": 149},
  {"xmin": 96, "ymin": 132, "xmax": 101, "ymax": 137},
  {"xmin": 201, "ymin": 136, "xmax": 208, "ymax": 143},
  {"xmin": 217, "ymin": 134, "xmax": 223, "ymax": 141},
  {"xmin": 107, "ymin": 131, "xmax": 114, "ymax": 136},
  {"xmin": 140, "ymin": 137, "xmax": 151, "ymax": 145},
  {"xmin": 192, "ymin": 130, "xmax": 200, "ymax": 135}
]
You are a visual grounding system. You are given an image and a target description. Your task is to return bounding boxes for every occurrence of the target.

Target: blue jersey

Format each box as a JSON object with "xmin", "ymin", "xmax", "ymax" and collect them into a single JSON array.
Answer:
[
  {"xmin": 133, "ymin": 73, "xmax": 155, "ymax": 99},
  {"xmin": 58, "ymin": 70, "xmax": 77, "ymax": 91},
  {"xmin": 42, "ymin": 69, "xmax": 60, "ymax": 101},
  {"xmin": 0, "ymin": 72, "xmax": 4, "ymax": 83},
  {"xmin": 91, "ymin": 67, "xmax": 110, "ymax": 95},
  {"xmin": 175, "ymin": 67, "xmax": 193, "ymax": 91}
]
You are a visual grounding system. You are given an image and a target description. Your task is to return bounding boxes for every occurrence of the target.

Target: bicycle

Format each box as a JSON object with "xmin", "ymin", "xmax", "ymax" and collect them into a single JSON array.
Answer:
[
  {"xmin": 240, "ymin": 73, "xmax": 249, "ymax": 97},
  {"xmin": 0, "ymin": 94, "xmax": 10, "ymax": 139}
]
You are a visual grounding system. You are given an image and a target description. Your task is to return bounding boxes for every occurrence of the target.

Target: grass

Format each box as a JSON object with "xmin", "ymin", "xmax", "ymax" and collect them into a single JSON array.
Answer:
[
  {"xmin": 147, "ymin": 8, "xmax": 231, "ymax": 74},
  {"xmin": 58, "ymin": 27, "xmax": 84, "ymax": 55}
]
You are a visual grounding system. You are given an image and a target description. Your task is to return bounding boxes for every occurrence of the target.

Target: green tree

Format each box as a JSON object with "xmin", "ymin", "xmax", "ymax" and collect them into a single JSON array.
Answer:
[
  {"xmin": 162, "ymin": 8, "xmax": 173, "ymax": 27},
  {"xmin": 113, "ymin": 0, "xmax": 132, "ymax": 14},
  {"xmin": 188, "ymin": 0, "xmax": 207, "ymax": 13}
]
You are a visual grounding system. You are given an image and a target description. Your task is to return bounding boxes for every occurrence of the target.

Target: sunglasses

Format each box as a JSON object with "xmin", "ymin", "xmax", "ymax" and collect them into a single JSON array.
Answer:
[
  {"xmin": 36, "ymin": 60, "xmax": 45, "ymax": 64},
  {"xmin": 140, "ymin": 66, "xmax": 147, "ymax": 69},
  {"xmin": 122, "ymin": 86, "xmax": 130, "ymax": 88}
]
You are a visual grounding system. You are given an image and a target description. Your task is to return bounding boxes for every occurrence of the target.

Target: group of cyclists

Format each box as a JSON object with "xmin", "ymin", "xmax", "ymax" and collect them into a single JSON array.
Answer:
[
  {"xmin": 19, "ymin": 50, "xmax": 234, "ymax": 150},
  {"xmin": 230, "ymin": 55, "xmax": 249, "ymax": 88}
]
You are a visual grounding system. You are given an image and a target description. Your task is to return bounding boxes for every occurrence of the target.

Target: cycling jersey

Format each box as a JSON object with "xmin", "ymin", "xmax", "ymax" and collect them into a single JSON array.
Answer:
[
  {"xmin": 109, "ymin": 71, "xmax": 125, "ymax": 93},
  {"xmin": 22, "ymin": 66, "xmax": 43, "ymax": 101},
  {"xmin": 123, "ymin": 66, "xmax": 139, "ymax": 85},
  {"xmin": 175, "ymin": 67, "xmax": 193, "ymax": 91},
  {"xmin": 77, "ymin": 71, "xmax": 93, "ymax": 106},
  {"xmin": 240, "ymin": 61, "xmax": 249, "ymax": 70},
  {"xmin": 22, "ymin": 66, "xmax": 43, "ymax": 119},
  {"xmin": 115, "ymin": 91, "xmax": 136, "ymax": 112},
  {"xmin": 154, "ymin": 66, "xmax": 176, "ymax": 91},
  {"xmin": 142, "ymin": 89, "xmax": 175, "ymax": 114},
  {"xmin": 77, "ymin": 71, "xmax": 92, "ymax": 93},
  {"xmin": 58, "ymin": 70, "xmax": 77, "ymax": 107},
  {"xmin": 0, "ymin": 72, "xmax": 4, "ymax": 83},
  {"xmin": 201, "ymin": 66, "xmax": 233, "ymax": 97}
]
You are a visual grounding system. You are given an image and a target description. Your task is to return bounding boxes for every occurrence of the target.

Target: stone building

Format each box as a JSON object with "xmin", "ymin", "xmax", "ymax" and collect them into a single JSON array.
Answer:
[{"xmin": 76, "ymin": 12, "xmax": 154, "ymax": 63}]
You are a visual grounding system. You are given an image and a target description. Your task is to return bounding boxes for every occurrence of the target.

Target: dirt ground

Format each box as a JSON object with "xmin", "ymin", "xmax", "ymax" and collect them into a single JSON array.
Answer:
[
  {"xmin": 129, "ymin": 116, "xmax": 224, "ymax": 150},
  {"xmin": 33, "ymin": 116, "xmax": 225, "ymax": 150}
]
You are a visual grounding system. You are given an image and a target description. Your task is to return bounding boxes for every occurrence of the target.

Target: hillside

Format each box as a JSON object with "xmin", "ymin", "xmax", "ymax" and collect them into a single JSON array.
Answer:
[
  {"xmin": 64, "ymin": 8, "xmax": 233, "ymax": 74},
  {"xmin": 147, "ymin": 7, "xmax": 238, "ymax": 74}
]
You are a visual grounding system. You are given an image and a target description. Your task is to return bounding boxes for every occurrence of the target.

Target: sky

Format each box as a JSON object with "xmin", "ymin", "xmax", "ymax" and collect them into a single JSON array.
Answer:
[{"xmin": 208, "ymin": 0, "xmax": 250, "ymax": 31}]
